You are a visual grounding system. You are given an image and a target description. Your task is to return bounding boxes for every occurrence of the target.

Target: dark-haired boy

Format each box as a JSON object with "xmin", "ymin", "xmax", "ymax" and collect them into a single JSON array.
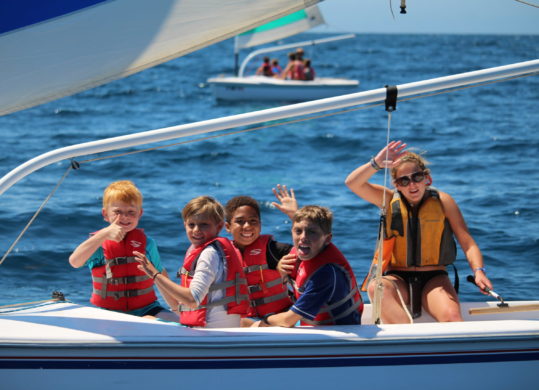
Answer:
[{"xmin": 225, "ymin": 185, "xmax": 297, "ymax": 326}]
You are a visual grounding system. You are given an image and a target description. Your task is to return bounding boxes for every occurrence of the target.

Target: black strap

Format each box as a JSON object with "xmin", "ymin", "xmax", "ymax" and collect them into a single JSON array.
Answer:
[
  {"xmin": 452, "ymin": 263, "xmax": 460, "ymax": 293},
  {"xmin": 385, "ymin": 85, "xmax": 398, "ymax": 112}
]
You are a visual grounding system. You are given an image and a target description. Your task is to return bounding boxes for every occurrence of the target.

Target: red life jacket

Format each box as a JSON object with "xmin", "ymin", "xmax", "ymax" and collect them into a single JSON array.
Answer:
[
  {"xmin": 292, "ymin": 61, "xmax": 305, "ymax": 80},
  {"xmin": 241, "ymin": 235, "xmax": 292, "ymax": 317},
  {"xmin": 262, "ymin": 63, "xmax": 274, "ymax": 77},
  {"xmin": 90, "ymin": 228, "xmax": 157, "ymax": 312},
  {"xmin": 179, "ymin": 237, "xmax": 249, "ymax": 327},
  {"xmin": 294, "ymin": 243, "xmax": 363, "ymax": 325}
]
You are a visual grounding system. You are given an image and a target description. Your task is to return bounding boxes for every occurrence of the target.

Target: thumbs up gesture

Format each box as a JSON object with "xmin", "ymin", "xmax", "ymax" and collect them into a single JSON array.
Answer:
[{"xmin": 104, "ymin": 213, "xmax": 126, "ymax": 242}]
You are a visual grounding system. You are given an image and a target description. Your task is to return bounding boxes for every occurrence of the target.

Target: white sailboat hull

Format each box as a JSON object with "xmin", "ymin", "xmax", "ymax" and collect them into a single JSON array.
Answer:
[
  {"xmin": 2, "ymin": 301, "xmax": 538, "ymax": 389},
  {"xmin": 208, "ymin": 75, "xmax": 360, "ymax": 102}
]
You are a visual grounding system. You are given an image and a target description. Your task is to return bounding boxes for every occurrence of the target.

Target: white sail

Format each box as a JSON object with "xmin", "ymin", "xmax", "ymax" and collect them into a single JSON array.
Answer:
[
  {"xmin": 234, "ymin": 5, "xmax": 325, "ymax": 50},
  {"xmin": 0, "ymin": 0, "xmax": 319, "ymax": 116}
]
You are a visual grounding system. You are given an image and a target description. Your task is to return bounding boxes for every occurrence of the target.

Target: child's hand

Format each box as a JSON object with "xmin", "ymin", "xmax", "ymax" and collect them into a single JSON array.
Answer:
[
  {"xmin": 272, "ymin": 184, "xmax": 298, "ymax": 219},
  {"xmin": 277, "ymin": 253, "xmax": 297, "ymax": 277},
  {"xmin": 104, "ymin": 214, "xmax": 126, "ymax": 242},
  {"xmin": 133, "ymin": 251, "xmax": 157, "ymax": 278}
]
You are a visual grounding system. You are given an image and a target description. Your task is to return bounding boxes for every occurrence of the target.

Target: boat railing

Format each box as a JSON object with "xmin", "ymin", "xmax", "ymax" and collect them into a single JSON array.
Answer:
[{"xmin": 0, "ymin": 59, "xmax": 538, "ymax": 196}]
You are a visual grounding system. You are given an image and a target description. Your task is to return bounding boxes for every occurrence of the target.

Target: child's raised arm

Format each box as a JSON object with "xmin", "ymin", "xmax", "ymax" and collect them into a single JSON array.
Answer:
[
  {"xmin": 68, "ymin": 214, "xmax": 126, "ymax": 268},
  {"xmin": 272, "ymin": 184, "xmax": 298, "ymax": 219}
]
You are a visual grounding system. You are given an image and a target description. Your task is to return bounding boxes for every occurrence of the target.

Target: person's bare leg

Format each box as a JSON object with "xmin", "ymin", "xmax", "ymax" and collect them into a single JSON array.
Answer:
[
  {"xmin": 368, "ymin": 275, "xmax": 411, "ymax": 324},
  {"xmin": 423, "ymin": 275, "xmax": 462, "ymax": 322}
]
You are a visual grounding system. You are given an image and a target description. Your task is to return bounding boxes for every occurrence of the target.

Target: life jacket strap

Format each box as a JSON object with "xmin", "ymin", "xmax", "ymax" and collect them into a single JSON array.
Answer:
[
  {"xmin": 92, "ymin": 285, "xmax": 154, "ymax": 300},
  {"xmin": 248, "ymin": 277, "xmax": 284, "ymax": 293},
  {"xmin": 244, "ymin": 264, "xmax": 269, "ymax": 273},
  {"xmin": 250, "ymin": 290, "xmax": 290, "ymax": 307},
  {"xmin": 320, "ymin": 286, "xmax": 359, "ymax": 313},
  {"xmin": 106, "ymin": 256, "xmax": 136, "ymax": 266},
  {"xmin": 179, "ymin": 294, "xmax": 247, "ymax": 312},
  {"xmin": 179, "ymin": 273, "xmax": 248, "ymax": 312},
  {"xmin": 304, "ymin": 299, "xmax": 363, "ymax": 326},
  {"xmin": 177, "ymin": 267, "xmax": 191, "ymax": 278},
  {"xmin": 92, "ymin": 275, "xmax": 149, "ymax": 285}
]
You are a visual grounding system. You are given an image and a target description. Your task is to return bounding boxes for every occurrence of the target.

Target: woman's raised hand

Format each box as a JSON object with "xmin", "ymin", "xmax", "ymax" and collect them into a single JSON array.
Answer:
[{"xmin": 374, "ymin": 140, "xmax": 407, "ymax": 168}]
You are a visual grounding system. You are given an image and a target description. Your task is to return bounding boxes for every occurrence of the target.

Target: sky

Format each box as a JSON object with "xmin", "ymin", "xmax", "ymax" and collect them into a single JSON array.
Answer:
[{"xmin": 317, "ymin": 0, "xmax": 539, "ymax": 35}]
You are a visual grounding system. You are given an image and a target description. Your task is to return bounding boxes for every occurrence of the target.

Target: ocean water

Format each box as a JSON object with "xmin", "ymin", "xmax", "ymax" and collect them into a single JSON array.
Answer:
[{"xmin": 0, "ymin": 33, "xmax": 538, "ymax": 306}]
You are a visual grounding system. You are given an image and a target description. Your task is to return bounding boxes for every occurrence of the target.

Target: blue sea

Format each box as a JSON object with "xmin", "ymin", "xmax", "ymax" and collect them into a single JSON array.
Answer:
[{"xmin": 1, "ymin": 33, "xmax": 538, "ymax": 306}]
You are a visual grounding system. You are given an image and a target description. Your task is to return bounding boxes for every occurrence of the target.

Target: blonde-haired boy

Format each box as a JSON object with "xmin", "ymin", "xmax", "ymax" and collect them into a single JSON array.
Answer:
[
  {"xmin": 135, "ymin": 196, "xmax": 249, "ymax": 328},
  {"xmin": 69, "ymin": 180, "xmax": 176, "ymax": 321}
]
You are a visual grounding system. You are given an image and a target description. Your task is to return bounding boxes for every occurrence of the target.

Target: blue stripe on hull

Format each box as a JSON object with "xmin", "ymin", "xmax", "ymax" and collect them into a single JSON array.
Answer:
[
  {"xmin": 0, "ymin": 0, "xmax": 108, "ymax": 35},
  {"xmin": 2, "ymin": 350, "xmax": 539, "ymax": 369}
]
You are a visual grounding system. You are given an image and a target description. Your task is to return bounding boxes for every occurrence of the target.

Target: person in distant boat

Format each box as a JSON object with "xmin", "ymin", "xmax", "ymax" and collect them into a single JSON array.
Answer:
[
  {"xmin": 295, "ymin": 47, "xmax": 305, "ymax": 62},
  {"xmin": 253, "ymin": 205, "xmax": 363, "ymax": 327},
  {"xmin": 303, "ymin": 58, "xmax": 315, "ymax": 81},
  {"xmin": 344, "ymin": 140, "xmax": 493, "ymax": 323},
  {"xmin": 256, "ymin": 56, "xmax": 274, "ymax": 77},
  {"xmin": 68, "ymin": 180, "xmax": 177, "ymax": 322},
  {"xmin": 225, "ymin": 185, "xmax": 297, "ymax": 327},
  {"xmin": 280, "ymin": 52, "xmax": 305, "ymax": 80},
  {"xmin": 271, "ymin": 58, "xmax": 282, "ymax": 75},
  {"xmin": 135, "ymin": 196, "xmax": 249, "ymax": 328}
]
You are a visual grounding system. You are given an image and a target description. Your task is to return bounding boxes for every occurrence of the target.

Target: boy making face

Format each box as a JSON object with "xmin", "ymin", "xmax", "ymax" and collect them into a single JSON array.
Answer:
[
  {"xmin": 254, "ymin": 206, "xmax": 362, "ymax": 328},
  {"xmin": 292, "ymin": 217, "xmax": 332, "ymax": 261}
]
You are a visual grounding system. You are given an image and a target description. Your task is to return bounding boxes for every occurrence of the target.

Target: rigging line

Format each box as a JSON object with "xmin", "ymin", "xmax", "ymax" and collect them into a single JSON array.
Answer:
[
  {"xmin": 372, "ymin": 86, "xmax": 397, "ymax": 325},
  {"xmin": 0, "ymin": 165, "xmax": 74, "ymax": 266},
  {"xmin": 0, "ymin": 298, "xmax": 63, "ymax": 310},
  {"xmin": 373, "ymin": 85, "xmax": 414, "ymax": 324},
  {"xmin": 371, "ymin": 113, "xmax": 391, "ymax": 325},
  {"xmin": 514, "ymin": 0, "xmax": 539, "ymax": 8}
]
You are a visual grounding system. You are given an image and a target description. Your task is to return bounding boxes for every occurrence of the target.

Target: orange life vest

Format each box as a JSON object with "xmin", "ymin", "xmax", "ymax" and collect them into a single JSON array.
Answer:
[
  {"xmin": 90, "ymin": 228, "xmax": 157, "ymax": 312},
  {"xmin": 294, "ymin": 243, "xmax": 363, "ymax": 325},
  {"xmin": 179, "ymin": 237, "xmax": 249, "ymax": 327},
  {"xmin": 387, "ymin": 189, "xmax": 457, "ymax": 267},
  {"xmin": 241, "ymin": 235, "xmax": 292, "ymax": 317}
]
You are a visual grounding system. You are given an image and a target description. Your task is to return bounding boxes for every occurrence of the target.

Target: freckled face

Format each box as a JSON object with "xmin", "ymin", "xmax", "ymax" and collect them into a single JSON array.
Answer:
[
  {"xmin": 102, "ymin": 201, "xmax": 142, "ymax": 232},
  {"xmin": 292, "ymin": 219, "xmax": 331, "ymax": 261},
  {"xmin": 226, "ymin": 205, "xmax": 261, "ymax": 250},
  {"xmin": 184, "ymin": 214, "xmax": 223, "ymax": 247},
  {"xmin": 394, "ymin": 162, "xmax": 427, "ymax": 205}
]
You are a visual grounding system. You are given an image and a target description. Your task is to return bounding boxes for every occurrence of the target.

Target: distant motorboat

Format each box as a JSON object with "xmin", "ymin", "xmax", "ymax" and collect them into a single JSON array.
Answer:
[
  {"xmin": 207, "ymin": 6, "xmax": 359, "ymax": 102},
  {"xmin": 208, "ymin": 74, "xmax": 359, "ymax": 102}
]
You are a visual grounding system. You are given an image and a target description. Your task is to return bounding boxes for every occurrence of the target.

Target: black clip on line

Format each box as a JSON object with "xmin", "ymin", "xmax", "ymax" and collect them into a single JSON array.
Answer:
[
  {"xmin": 385, "ymin": 85, "xmax": 398, "ymax": 113},
  {"xmin": 400, "ymin": 0, "xmax": 407, "ymax": 14},
  {"xmin": 466, "ymin": 275, "xmax": 508, "ymax": 307}
]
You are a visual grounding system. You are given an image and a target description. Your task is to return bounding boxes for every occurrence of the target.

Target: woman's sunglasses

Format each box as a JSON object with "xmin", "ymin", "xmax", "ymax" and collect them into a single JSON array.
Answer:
[{"xmin": 394, "ymin": 171, "xmax": 426, "ymax": 187}]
